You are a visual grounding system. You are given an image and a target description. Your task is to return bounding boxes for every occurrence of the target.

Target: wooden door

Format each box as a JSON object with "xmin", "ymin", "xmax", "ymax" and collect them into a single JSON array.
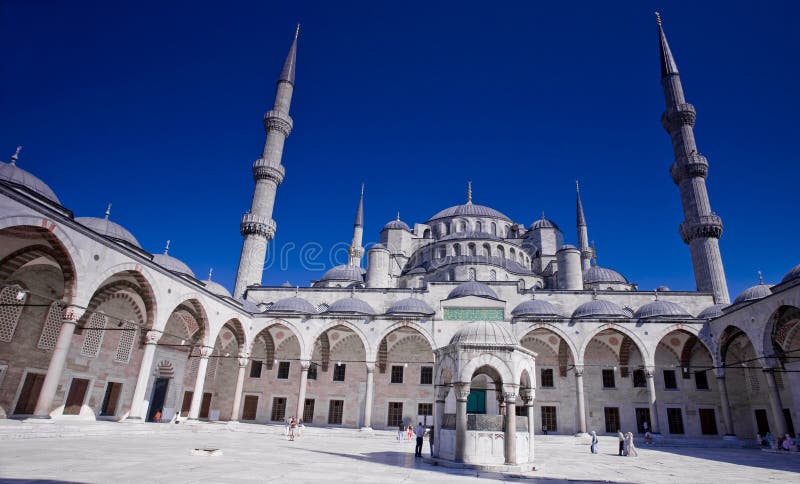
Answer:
[
  {"xmin": 242, "ymin": 395, "xmax": 258, "ymax": 420},
  {"xmin": 100, "ymin": 382, "xmax": 122, "ymax": 416},
  {"xmin": 64, "ymin": 378, "xmax": 90, "ymax": 415},
  {"xmin": 200, "ymin": 392, "xmax": 212, "ymax": 418},
  {"xmin": 699, "ymin": 409, "xmax": 717, "ymax": 435},
  {"xmin": 181, "ymin": 391, "xmax": 193, "ymax": 417},
  {"xmin": 14, "ymin": 372, "xmax": 45, "ymax": 415}
]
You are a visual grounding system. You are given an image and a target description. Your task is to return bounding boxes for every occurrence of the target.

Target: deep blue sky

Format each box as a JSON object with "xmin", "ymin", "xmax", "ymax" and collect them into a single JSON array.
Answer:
[{"xmin": 1, "ymin": 1, "xmax": 797, "ymax": 298}]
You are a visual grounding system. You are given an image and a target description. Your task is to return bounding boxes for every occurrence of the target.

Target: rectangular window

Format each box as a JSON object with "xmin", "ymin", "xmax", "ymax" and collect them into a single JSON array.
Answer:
[
  {"xmin": 270, "ymin": 397, "xmax": 287, "ymax": 422},
  {"xmin": 303, "ymin": 399, "xmax": 315, "ymax": 423},
  {"xmin": 420, "ymin": 366, "xmax": 433, "ymax": 385},
  {"xmin": 333, "ymin": 364, "xmax": 346, "ymax": 382},
  {"xmin": 391, "ymin": 365, "xmax": 404, "ymax": 384},
  {"xmin": 388, "ymin": 402, "xmax": 403, "ymax": 427},
  {"xmin": 604, "ymin": 407, "xmax": 621, "ymax": 433},
  {"xmin": 308, "ymin": 364, "xmax": 317, "ymax": 380},
  {"xmin": 663, "ymin": 370, "xmax": 677, "ymax": 390},
  {"xmin": 694, "ymin": 371, "xmax": 709, "ymax": 390},
  {"xmin": 635, "ymin": 408, "xmax": 651, "ymax": 434},
  {"xmin": 515, "ymin": 405, "xmax": 528, "ymax": 417},
  {"xmin": 418, "ymin": 403, "xmax": 433, "ymax": 416},
  {"xmin": 541, "ymin": 406, "xmax": 557, "ymax": 432},
  {"xmin": 667, "ymin": 408, "xmax": 684, "ymax": 434},
  {"xmin": 277, "ymin": 361, "xmax": 290, "ymax": 380},
  {"xmin": 250, "ymin": 360, "xmax": 263, "ymax": 378},
  {"xmin": 699, "ymin": 408, "xmax": 718, "ymax": 435},
  {"xmin": 328, "ymin": 400, "xmax": 344, "ymax": 425},
  {"xmin": 540, "ymin": 368, "xmax": 554, "ymax": 388},
  {"xmin": 466, "ymin": 389, "xmax": 486, "ymax": 414},
  {"xmin": 632, "ymin": 369, "xmax": 646, "ymax": 388},
  {"xmin": 602, "ymin": 369, "xmax": 615, "ymax": 388}
]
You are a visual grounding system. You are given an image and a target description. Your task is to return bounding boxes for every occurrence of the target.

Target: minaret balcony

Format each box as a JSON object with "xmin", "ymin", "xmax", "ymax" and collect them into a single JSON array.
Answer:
[
  {"xmin": 661, "ymin": 103, "xmax": 696, "ymax": 131},
  {"xmin": 240, "ymin": 213, "xmax": 277, "ymax": 238},
  {"xmin": 252, "ymin": 162, "xmax": 286, "ymax": 184},
  {"xmin": 670, "ymin": 152, "xmax": 709, "ymax": 183},
  {"xmin": 679, "ymin": 214, "xmax": 723, "ymax": 243},
  {"xmin": 263, "ymin": 110, "xmax": 293, "ymax": 137}
]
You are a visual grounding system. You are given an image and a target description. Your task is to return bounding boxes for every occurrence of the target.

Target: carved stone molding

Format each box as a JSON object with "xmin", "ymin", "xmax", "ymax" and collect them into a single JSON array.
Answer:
[
  {"xmin": 240, "ymin": 213, "xmax": 277, "ymax": 238},
  {"xmin": 252, "ymin": 163, "xmax": 286, "ymax": 185},
  {"xmin": 62, "ymin": 305, "xmax": 85, "ymax": 323},
  {"xmin": 263, "ymin": 110, "xmax": 293, "ymax": 137},
  {"xmin": 679, "ymin": 214, "xmax": 723, "ymax": 243},
  {"xmin": 199, "ymin": 347, "xmax": 214, "ymax": 358},
  {"xmin": 145, "ymin": 330, "xmax": 160, "ymax": 345},
  {"xmin": 454, "ymin": 383, "xmax": 471, "ymax": 402}
]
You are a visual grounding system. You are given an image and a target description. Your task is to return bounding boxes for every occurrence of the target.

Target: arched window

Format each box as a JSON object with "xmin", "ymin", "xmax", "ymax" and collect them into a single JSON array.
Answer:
[
  {"xmin": 468, "ymin": 243, "xmax": 477, "ymax": 256},
  {"xmin": 468, "ymin": 268, "xmax": 476, "ymax": 280},
  {"xmin": 458, "ymin": 220, "xmax": 466, "ymax": 232},
  {"xmin": 0, "ymin": 285, "xmax": 25, "ymax": 343},
  {"xmin": 489, "ymin": 270, "xmax": 497, "ymax": 281},
  {"xmin": 497, "ymin": 245, "xmax": 505, "ymax": 259},
  {"xmin": 490, "ymin": 222, "xmax": 497, "ymax": 235},
  {"xmin": 453, "ymin": 244, "xmax": 462, "ymax": 256},
  {"xmin": 510, "ymin": 248, "xmax": 516, "ymax": 259},
  {"xmin": 518, "ymin": 279, "xmax": 526, "ymax": 290},
  {"xmin": 483, "ymin": 243, "xmax": 491, "ymax": 257},
  {"xmin": 438, "ymin": 246, "xmax": 447, "ymax": 258},
  {"xmin": 475, "ymin": 221, "xmax": 483, "ymax": 232},
  {"xmin": 423, "ymin": 229, "xmax": 431, "ymax": 239},
  {"xmin": 439, "ymin": 223, "xmax": 447, "ymax": 236}
]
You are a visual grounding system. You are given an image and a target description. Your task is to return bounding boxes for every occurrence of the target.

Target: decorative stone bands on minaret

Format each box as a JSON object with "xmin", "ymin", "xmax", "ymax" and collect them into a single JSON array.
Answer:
[
  {"xmin": 657, "ymin": 14, "xmax": 730, "ymax": 304},
  {"xmin": 262, "ymin": 110, "xmax": 293, "ymax": 138},
  {"xmin": 239, "ymin": 213, "xmax": 277, "ymax": 238}
]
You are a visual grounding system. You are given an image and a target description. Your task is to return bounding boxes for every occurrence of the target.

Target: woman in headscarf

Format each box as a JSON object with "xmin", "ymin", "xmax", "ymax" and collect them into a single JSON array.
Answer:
[
  {"xmin": 590, "ymin": 431, "xmax": 599, "ymax": 454},
  {"xmin": 625, "ymin": 432, "xmax": 638, "ymax": 457}
]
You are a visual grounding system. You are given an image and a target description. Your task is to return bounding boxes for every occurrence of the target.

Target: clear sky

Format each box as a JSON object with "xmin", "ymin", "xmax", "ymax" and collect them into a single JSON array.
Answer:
[{"xmin": 1, "ymin": 0, "xmax": 797, "ymax": 298}]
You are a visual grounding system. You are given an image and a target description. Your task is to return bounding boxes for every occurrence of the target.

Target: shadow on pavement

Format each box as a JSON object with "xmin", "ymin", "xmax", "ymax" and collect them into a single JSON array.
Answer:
[{"xmin": 644, "ymin": 446, "xmax": 800, "ymax": 474}]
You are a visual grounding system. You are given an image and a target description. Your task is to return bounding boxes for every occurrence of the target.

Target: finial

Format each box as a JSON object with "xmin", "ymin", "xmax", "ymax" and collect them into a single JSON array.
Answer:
[
  {"xmin": 360, "ymin": 183, "xmax": 365, "ymax": 198},
  {"xmin": 758, "ymin": 271, "xmax": 764, "ymax": 285},
  {"xmin": 575, "ymin": 180, "xmax": 580, "ymax": 193},
  {"xmin": 541, "ymin": 211, "xmax": 545, "ymax": 220},
  {"xmin": 164, "ymin": 239, "xmax": 171, "ymax": 255},
  {"xmin": 104, "ymin": 203, "xmax": 112, "ymax": 219},
  {"xmin": 207, "ymin": 268, "xmax": 213, "ymax": 281},
  {"xmin": 9, "ymin": 146, "xmax": 21, "ymax": 165},
  {"xmin": 530, "ymin": 286, "xmax": 536, "ymax": 300},
  {"xmin": 396, "ymin": 211, "xmax": 401, "ymax": 221},
  {"xmin": 295, "ymin": 23, "xmax": 300, "ymax": 40},
  {"xmin": 654, "ymin": 290, "xmax": 660, "ymax": 301},
  {"xmin": 350, "ymin": 286, "xmax": 355, "ymax": 298},
  {"xmin": 592, "ymin": 288, "xmax": 598, "ymax": 300},
  {"xmin": 295, "ymin": 285, "xmax": 299, "ymax": 297},
  {"xmin": 467, "ymin": 181, "xmax": 472, "ymax": 204},
  {"xmin": 655, "ymin": 11, "xmax": 662, "ymax": 26}
]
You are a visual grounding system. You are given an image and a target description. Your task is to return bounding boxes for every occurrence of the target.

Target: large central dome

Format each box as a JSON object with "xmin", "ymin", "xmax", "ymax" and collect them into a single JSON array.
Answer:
[{"xmin": 428, "ymin": 203, "xmax": 510, "ymax": 222}]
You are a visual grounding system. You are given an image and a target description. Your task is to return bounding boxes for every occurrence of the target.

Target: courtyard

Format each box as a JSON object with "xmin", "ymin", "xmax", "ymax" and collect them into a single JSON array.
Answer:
[{"xmin": 0, "ymin": 422, "xmax": 798, "ymax": 483}]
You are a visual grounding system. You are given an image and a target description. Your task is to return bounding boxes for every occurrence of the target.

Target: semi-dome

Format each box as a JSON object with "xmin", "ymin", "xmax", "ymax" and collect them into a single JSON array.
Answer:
[
  {"xmin": 511, "ymin": 299, "xmax": 563, "ymax": 318},
  {"xmin": 572, "ymin": 299, "xmax": 628, "ymax": 319},
  {"xmin": 320, "ymin": 265, "xmax": 364, "ymax": 282},
  {"xmin": 326, "ymin": 296, "xmax": 376, "ymax": 315},
  {"xmin": 448, "ymin": 281, "xmax": 499, "ymax": 300},
  {"xmin": 584, "ymin": 266, "xmax": 628, "ymax": 284},
  {"xmin": 76, "ymin": 216, "xmax": 141, "ymax": 248},
  {"xmin": 270, "ymin": 296, "xmax": 317, "ymax": 314},
  {"xmin": 449, "ymin": 321, "xmax": 518, "ymax": 347},
  {"xmin": 153, "ymin": 253, "xmax": 194, "ymax": 277},
  {"xmin": 203, "ymin": 279, "xmax": 231, "ymax": 298},
  {"xmin": 697, "ymin": 303, "xmax": 726, "ymax": 319},
  {"xmin": 781, "ymin": 264, "xmax": 800, "ymax": 284},
  {"xmin": 383, "ymin": 218, "xmax": 411, "ymax": 231},
  {"xmin": 428, "ymin": 203, "xmax": 511, "ymax": 222},
  {"xmin": 386, "ymin": 297, "xmax": 435, "ymax": 316},
  {"xmin": 634, "ymin": 300, "xmax": 691, "ymax": 319},
  {"xmin": 733, "ymin": 283, "xmax": 772, "ymax": 305},
  {"xmin": 0, "ymin": 157, "xmax": 60, "ymax": 203}
]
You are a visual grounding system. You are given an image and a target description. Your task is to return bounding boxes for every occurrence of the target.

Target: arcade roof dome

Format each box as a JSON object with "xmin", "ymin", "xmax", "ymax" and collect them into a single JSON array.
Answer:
[{"xmin": 449, "ymin": 321, "xmax": 518, "ymax": 347}]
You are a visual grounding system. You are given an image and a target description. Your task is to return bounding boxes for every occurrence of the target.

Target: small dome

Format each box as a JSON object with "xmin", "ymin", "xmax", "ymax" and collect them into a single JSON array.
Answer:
[
  {"xmin": 386, "ymin": 298, "xmax": 435, "ymax": 316},
  {"xmin": 559, "ymin": 244, "xmax": 578, "ymax": 251},
  {"xmin": 448, "ymin": 281, "xmax": 499, "ymax": 300},
  {"xmin": 370, "ymin": 243, "xmax": 388, "ymax": 251},
  {"xmin": 0, "ymin": 155, "xmax": 60, "ymax": 203},
  {"xmin": 781, "ymin": 264, "xmax": 800, "ymax": 284},
  {"xmin": 449, "ymin": 321, "xmax": 518, "ymax": 347},
  {"xmin": 326, "ymin": 297, "xmax": 376, "ymax": 315},
  {"xmin": 270, "ymin": 296, "xmax": 317, "ymax": 314},
  {"xmin": 511, "ymin": 299, "xmax": 564, "ymax": 318},
  {"xmin": 383, "ymin": 219, "xmax": 411, "ymax": 231},
  {"xmin": 584, "ymin": 266, "xmax": 628, "ymax": 284},
  {"xmin": 656, "ymin": 286, "xmax": 671, "ymax": 292},
  {"xmin": 236, "ymin": 298, "xmax": 260, "ymax": 313},
  {"xmin": 697, "ymin": 303, "xmax": 726, "ymax": 319},
  {"xmin": 634, "ymin": 300, "xmax": 691, "ymax": 319},
  {"xmin": 429, "ymin": 203, "xmax": 511, "ymax": 222},
  {"xmin": 320, "ymin": 265, "xmax": 364, "ymax": 282},
  {"xmin": 572, "ymin": 299, "xmax": 628, "ymax": 319},
  {"xmin": 76, "ymin": 216, "xmax": 141, "ymax": 248},
  {"xmin": 203, "ymin": 279, "xmax": 231, "ymax": 298},
  {"xmin": 530, "ymin": 217, "xmax": 559, "ymax": 230},
  {"xmin": 153, "ymin": 253, "xmax": 195, "ymax": 277},
  {"xmin": 733, "ymin": 283, "xmax": 772, "ymax": 305}
]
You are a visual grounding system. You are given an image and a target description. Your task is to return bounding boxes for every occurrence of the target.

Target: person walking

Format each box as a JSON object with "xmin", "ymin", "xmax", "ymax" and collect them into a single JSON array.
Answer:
[
  {"xmin": 407, "ymin": 424, "xmax": 413, "ymax": 441},
  {"xmin": 590, "ymin": 431, "xmax": 599, "ymax": 454},
  {"xmin": 625, "ymin": 432, "xmax": 638, "ymax": 457},
  {"xmin": 288, "ymin": 416, "xmax": 296, "ymax": 441},
  {"xmin": 414, "ymin": 422, "xmax": 425, "ymax": 457},
  {"xmin": 617, "ymin": 430, "xmax": 625, "ymax": 456},
  {"xmin": 397, "ymin": 423, "xmax": 405, "ymax": 441},
  {"xmin": 428, "ymin": 426, "xmax": 435, "ymax": 456}
]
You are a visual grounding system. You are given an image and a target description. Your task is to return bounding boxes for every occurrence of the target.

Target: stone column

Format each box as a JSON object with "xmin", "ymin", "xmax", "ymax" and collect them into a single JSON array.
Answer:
[
  {"xmin": 763, "ymin": 367, "xmax": 788, "ymax": 437},
  {"xmin": 503, "ymin": 390, "xmax": 518, "ymax": 465},
  {"xmin": 295, "ymin": 360, "xmax": 310, "ymax": 423},
  {"xmin": 521, "ymin": 388, "xmax": 535, "ymax": 463},
  {"xmin": 33, "ymin": 305, "xmax": 84, "ymax": 417},
  {"xmin": 433, "ymin": 385, "xmax": 449, "ymax": 458},
  {"xmin": 127, "ymin": 330, "xmax": 160, "ymax": 420},
  {"xmin": 230, "ymin": 352, "xmax": 250, "ymax": 422},
  {"xmin": 574, "ymin": 365, "xmax": 587, "ymax": 435},
  {"xmin": 361, "ymin": 362, "xmax": 375, "ymax": 430},
  {"xmin": 454, "ymin": 383, "xmax": 470, "ymax": 463},
  {"xmin": 188, "ymin": 347, "xmax": 213, "ymax": 420},
  {"xmin": 645, "ymin": 367, "xmax": 660, "ymax": 433},
  {"xmin": 717, "ymin": 375, "xmax": 735, "ymax": 436}
]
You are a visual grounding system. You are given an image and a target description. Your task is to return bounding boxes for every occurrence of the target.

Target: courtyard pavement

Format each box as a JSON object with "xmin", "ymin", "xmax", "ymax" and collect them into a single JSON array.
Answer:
[{"xmin": 0, "ymin": 423, "xmax": 799, "ymax": 483}]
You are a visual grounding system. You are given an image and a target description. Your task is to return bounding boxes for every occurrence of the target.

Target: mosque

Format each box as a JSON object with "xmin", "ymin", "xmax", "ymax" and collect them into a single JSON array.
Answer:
[{"xmin": 0, "ymin": 16, "xmax": 798, "ymax": 466}]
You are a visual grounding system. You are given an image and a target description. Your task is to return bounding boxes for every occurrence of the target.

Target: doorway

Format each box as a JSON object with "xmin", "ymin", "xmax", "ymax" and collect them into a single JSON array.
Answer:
[
  {"xmin": 199, "ymin": 392, "xmax": 212, "ymax": 419},
  {"xmin": 180, "ymin": 391, "xmax": 193, "ymax": 417},
  {"xmin": 466, "ymin": 389, "xmax": 486, "ymax": 414},
  {"xmin": 63, "ymin": 378, "xmax": 90, "ymax": 415},
  {"xmin": 754, "ymin": 409, "xmax": 770, "ymax": 435},
  {"xmin": 784, "ymin": 409, "xmax": 795, "ymax": 437},
  {"xmin": 99, "ymin": 382, "xmax": 122, "ymax": 417},
  {"xmin": 635, "ymin": 408, "xmax": 652, "ymax": 434},
  {"xmin": 147, "ymin": 378, "xmax": 169, "ymax": 422},
  {"xmin": 242, "ymin": 395, "xmax": 258, "ymax": 421},
  {"xmin": 14, "ymin": 372, "xmax": 45, "ymax": 415},
  {"xmin": 604, "ymin": 407, "xmax": 621, "ymax": 433},
  {"xmin": 699, "ymin": 408, "xmax": 718, "ymax": 435}
]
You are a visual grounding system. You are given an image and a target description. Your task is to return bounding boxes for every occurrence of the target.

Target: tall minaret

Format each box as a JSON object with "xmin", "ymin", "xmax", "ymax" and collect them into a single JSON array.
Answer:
[
  {"xmin": 657, "ymin": 13, "xmax": 730, "ymax": 304},
  {"xmin": 575, "ymin": 181, "xmax": 591, "ymax": 272},
  {"xmin": 348, "ymin": 184, "xmax": 365, "ymax": 267},
  {"xmin": 234, "ymin": 25, "xmax": 299, "ymax": 298}
]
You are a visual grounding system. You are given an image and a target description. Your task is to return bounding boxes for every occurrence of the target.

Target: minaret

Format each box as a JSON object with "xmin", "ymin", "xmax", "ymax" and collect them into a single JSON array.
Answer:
[
  {"xmin": 234, "ymin": 25, "xmax": 299, "ymax": 298},
  {"xmin": 657, "ymin": 13, "xmax": 730, "ymax": 304},
  {"xmin": 575, "ymin": 181, "xmax": 591, "ymax": 272},
  {"xmin": 348, "ymin": 184, "xmax": 365, "ymax": 267}
]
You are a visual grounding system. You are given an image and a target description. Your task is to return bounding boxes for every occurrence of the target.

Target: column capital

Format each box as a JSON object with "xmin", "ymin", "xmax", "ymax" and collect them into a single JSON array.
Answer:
[
  {"xmin": 238, "ymin": 353, "xmax": 251, "ymax": 368},
  {"xmin": 520, "ymin": 388, "xmax": 535, "ymax": 404},
  {"xmin": 454, "ymin": 383, "xmax": 471, "ymax": 402},
  {"xmin": 300, "ymin": 359, "xmax": 312, "ymax": 371},
  {"xmin": 435, "ymin": 385, "xmax": 450, "ymax": 402},
  {"xmin": 573, "ymin": 365, "xmax": 585, "ymax": 377},
  {"xmin": 199, "ymin": 347, "xmax": 214, "ymax": 358},
  {"xmin": 145, "ymin": 330, "xmax": 160, "ymax": 345},
  {"xmin": 62, "ymin": 305, "xmax": 85, "ymax": 323},
  {"xmin": 644, "ymin": 367, "xmax": 656, "ymax": 378},
  {"xmin": 365, "ymin": 361, "xmax": 376, "ymax": 373},
  {"xmin": 503, "ymin": 392, "xmax": 518, "ymax": 405}
]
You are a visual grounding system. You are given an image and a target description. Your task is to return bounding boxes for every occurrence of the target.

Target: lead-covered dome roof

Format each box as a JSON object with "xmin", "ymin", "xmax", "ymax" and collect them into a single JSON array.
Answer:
[
  {"xmin": 449, "ymin": 321, "xmax": 518, "ymax": 347},
  {"xmin": 530, "ymin": 217, "xmax": 559, "ymax": 230},
  {"xmin": 0, "ymin": 158, "xmax": 60, "ymax": 203},
  {"xmin": 320, "ymin": 265, "xmax": 365, "ymax": 282},
  {"xmin": 781, "ymin": 264, "xmax": 800, "ymax": 284},
  {"xmin": 325, "ymin": 296, "xmax": 376, "ymax": 315},
  {"xmin": 203, "ymin": 279, "xmax": 231, "ymax": 298},
  {"xmin": 448, "ymin": 281, "xmax": 499, "ymax": 300},
  {"xmin": 572, "ymin": 299, "xmax": 628, "ymax": 319},
  {"xmin": 153, "ymin": 253, "xmax": 194, "ymax": 277},
  {"xmin": 634, "ymin": 300, "xmax": 691, "ymax": 319},
  {"xmin": 584, "ymin": 266, "xmax": 628, "ymax": 284},
  {"xmin": 697, "ymin": 303, "xmax": 726, "ymax": 319},
  {"xmin": 428, "ymin": 203, "xmax": 510, "ymax": 222},
  {"xmin": 270, "ymin": 296, "xmax": 317, "ymax": 314},
  {"xmin": 511, "ymin": 299, "xmax": 564, "ymax": 318},
  {"xmin": 76, "ymin": 216, "xmax": 141, "ymax": 248},
  {"xmin": 733, "ymin": 283, "xmax": 772, "ymax": 305},
  {"xmin": 383, "ymin": 219, "xmax": 411, "ymax": 231},
  {"xmin": 387, "ymin": 297, "xmax": 435, "ymax": 316}
]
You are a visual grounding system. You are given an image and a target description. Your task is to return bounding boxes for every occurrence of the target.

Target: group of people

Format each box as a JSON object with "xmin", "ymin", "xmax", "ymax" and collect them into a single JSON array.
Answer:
[
  {"xmin": 284, "ymin": 416, "xmax": 304, "ymax": 441},
  {"xmin": 589, "ymin": 430, "xmax": 638, "ymax": 456},
  {"xmin": 397, "ymin": 422, "xmax": 433, "ymax": 457},
  {"xmin": 759, "ymin": 432, "xmax": 800, "ymax": 451}
]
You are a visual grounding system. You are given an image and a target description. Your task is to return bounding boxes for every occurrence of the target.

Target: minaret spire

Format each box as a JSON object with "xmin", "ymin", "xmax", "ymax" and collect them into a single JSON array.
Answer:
[
  {"xmin": 658, "ymin": 14, "xmax": 730, "ymax": 304},
  {"xmin": 234, "ymin": 27, "xmax": 299, "ymax": 298},
  {"xmin": 576, "ymin": 181, "xmax": 591, "ymax": 271},
  {"xmin": 467, "ymin": 181, "xmax": 472, "ymax": 204},
  {"xmin": 349, "ymin": 185, "xmax": 365, "ymax": 267}
]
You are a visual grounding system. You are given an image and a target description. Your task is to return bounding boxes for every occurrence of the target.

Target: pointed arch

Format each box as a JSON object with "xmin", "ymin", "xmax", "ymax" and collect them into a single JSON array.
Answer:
[{"xmin": 580, "ymin": 322, "xmax": 651, "ymax": 367}]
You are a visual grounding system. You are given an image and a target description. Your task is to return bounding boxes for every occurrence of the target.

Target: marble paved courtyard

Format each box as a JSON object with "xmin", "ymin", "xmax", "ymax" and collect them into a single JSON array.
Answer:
[{"xmin": 0, "ymin": 423, "xmax": 799, "ymax": 483}]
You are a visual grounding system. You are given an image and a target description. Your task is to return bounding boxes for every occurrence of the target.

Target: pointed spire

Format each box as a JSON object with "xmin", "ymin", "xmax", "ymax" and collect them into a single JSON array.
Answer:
[
  {"xmin": 164, "ymin": 239, "xmax": 171, "ymax": 255},
  {"xmin": 758, "ymin": 270, "xmax": 764, "ymax": 285},
  {"xmin": 9, "ymin": 146, "xmax": 21, "ymax": 166},
  {"xmin": 104, "ymin": 203, "xmax": 112, "ymax": 219},
  {"xmin": 656, "ymin": 12, "xmax": 679, "ymax": 78},
  {"xmin": 576, "ymin": 180, "xmax": 587, "ymax": 227},
  {"xmin": 280, "ymin": 24, "xmax": 299, "ymax": 85},
  {"xmin": 207, "ymin": 268, "xmax": 214, "ymax": 281},
  {"xmin": 467, "ymin": 181, "xmax": 473, "ymax": 205},
  {"xmin": 354, "ymin": 184, "xmax": 364, "ymax": 227},
  {"xmin": 591, "ymin": 240, "xmax": 597, "ymax": 266}
]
